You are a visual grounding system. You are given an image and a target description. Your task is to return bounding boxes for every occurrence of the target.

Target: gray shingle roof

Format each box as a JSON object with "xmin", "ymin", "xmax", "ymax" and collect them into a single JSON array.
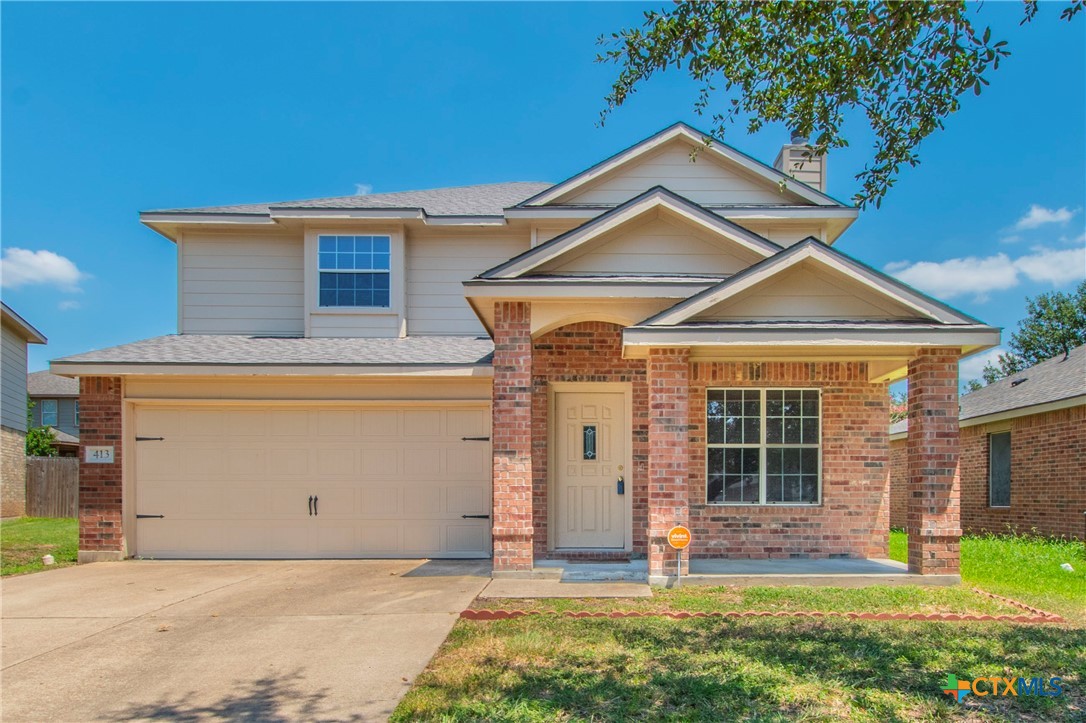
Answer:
[
  {"xmin": 147, "ymin": 182, "xmax": 553, "ymax": 218},
  {"xmin": 28, "ymin": 370, "xmax": 79, "ymax": 397},
  {"xmin": 50, "ymin": 428, "xmax": 79, "ymax": 445},
  {"xmin": 890, "ymin": 344, "xmax": 1086, "ymax": 435},
  {"xmin": 52, "ymin": 335, "xmax": 495, "ymax": 367}
]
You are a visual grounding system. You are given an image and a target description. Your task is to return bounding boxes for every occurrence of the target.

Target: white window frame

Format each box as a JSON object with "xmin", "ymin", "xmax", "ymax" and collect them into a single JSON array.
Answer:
[
  {"xmin": 41, "ymin": 399, "xmax": 58, "ymax": 427},
  {"xmin": 315, "ymin": 234, "xmax": 393, "ymax": 310},
  {"xmin": 705, "ymin": 387, "xmax": 822, "ymax": 506}
]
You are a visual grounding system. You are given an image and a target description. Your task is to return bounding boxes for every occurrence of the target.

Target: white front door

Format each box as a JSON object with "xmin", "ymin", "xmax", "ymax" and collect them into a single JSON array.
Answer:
[{"xmin": 553, "ymin": 391, "xmax": 626, "ymax": 549}]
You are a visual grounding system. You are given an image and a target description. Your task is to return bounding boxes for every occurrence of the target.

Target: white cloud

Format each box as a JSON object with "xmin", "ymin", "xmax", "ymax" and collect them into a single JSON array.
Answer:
[
  {"xmin": 959, "ymin": 347, "xmax": 1004, "ymax": 384},
  {"xmin": 0, "ymin": 248, "xmax": 86, "ymax": 291},
  {"xmin": 1014, "ymin": 246, "xmax": 1086, "ymax": 286},
  {"xmin": 888, "ymin": 245, "xmax": 1085, "ymax": 301},
  {"xmin": 889, "ymin": 253, "xmax": 1019, "ymax": 301},
  {"xmin": 354, "ymin": 183, "xmax": 373, "ymax": 196},
  {"xmin": 1014, "ymin": 204, "xmax": 1076, "ymax": 231},
  {"xmin": 57, "ymin": 300, "xmax": 81, "ymax": 311}
]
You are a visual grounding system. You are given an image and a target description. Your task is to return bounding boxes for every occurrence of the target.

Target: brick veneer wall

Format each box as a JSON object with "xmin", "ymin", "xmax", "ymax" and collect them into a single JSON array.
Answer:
[
  {"xmin": 1, "ymin": 426, "xmax": 27, "ymax": 517},
  {"xmin": 906, "ymin": 348, "xmax": 961, "ymax": 576},
  {"xmin": 79, "ymin": 376, "xmax": 125, "ymax": 559},
  {"xmin": 891, "ymin": 404, "xmax": 1085, "ymax": 540},
  {"xmin": 648, "ymin": 348, "xmax": 691, "ymax": 577},
  {"xmin": 888, "ymin": 438, "xmax": 908, "ymax": 529},
  {"xmin": 531, "ymin": 322, "xmax": 648, "ymax": 556},
  {"xmin": 491, "ymin": 302, "xmax": 534, "ymax": 571},
  {"xmin": 687, "ymin": 361, "xmax": 890, "ymax": 559}
]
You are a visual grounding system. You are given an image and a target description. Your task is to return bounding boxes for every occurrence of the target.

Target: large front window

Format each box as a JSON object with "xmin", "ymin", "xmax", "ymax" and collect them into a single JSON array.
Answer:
[
  {"xmin": 706, "ymin": 389, "xmax": 821, "ymax": 505},
  {"xmin": 318, "ymin": 235, "xmax": 391, "ymax": 308}
]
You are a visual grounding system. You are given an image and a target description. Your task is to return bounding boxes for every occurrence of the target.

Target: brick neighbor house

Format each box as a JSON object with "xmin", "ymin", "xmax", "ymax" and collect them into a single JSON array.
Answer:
[
  {"xmin": 27, "ymin": 370, "xmax": 81, "ymax": 457},
  {"xmin": 890, "ymin": 344, "xmax": 1086, "ymax": 540},
  {"xmin": 2, "ymin": 302, "xmax": 47, "ymax": 517},
  {"xmin": 51, "ymin": 124, "xmax": 1000, "ymax": 583}
]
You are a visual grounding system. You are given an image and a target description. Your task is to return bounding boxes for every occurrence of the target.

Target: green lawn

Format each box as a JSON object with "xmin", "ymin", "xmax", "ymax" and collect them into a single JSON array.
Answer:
[
  {"xmin": 0, "ymin": 517, "xmax": 78, "ymax": 576},
  {"xmin": 397, "ymin": 534, "xmax": 1086, "ymax": 721}
]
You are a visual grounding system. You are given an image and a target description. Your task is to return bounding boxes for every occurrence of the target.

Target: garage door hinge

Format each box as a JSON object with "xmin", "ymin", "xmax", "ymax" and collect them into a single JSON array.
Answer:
[
  {"xmin": 461, "ymin": 514, "xmax": 490, "ymax": 519},
  {"xmin": 136, "ymin": 514, "xmax": 165, "ymax": 519},
  {"xmin": 135, "ymin": 436, "xmax": 165, "ymax": 442},
  {"xmin": 461, "ymin": 436, "xmax": 490, "ymax": 441}
]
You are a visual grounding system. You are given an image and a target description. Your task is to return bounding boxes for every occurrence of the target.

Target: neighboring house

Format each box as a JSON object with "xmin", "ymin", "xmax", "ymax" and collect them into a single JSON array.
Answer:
[
  {"xmin": 890, "ymin": 344, "xmax": 1086, "ymax": 540},
  {"xmin": 1, "ymin": 303, "xmax": 47, "ymax": 517},
  {"xmin": 28, "ymin": 370, "xmax": 81, "ymax": 456},
  {"xmin": 53, "ymin": 123, "xmax": 999, "ymax": 582}
]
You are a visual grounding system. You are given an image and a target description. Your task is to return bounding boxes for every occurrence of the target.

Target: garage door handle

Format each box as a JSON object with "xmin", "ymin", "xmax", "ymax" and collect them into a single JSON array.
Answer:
[
  {"xmin": 308, "ymin": 496, "xmax": 313, "ymax": 516},
  {"xmin": 313, "ymin": 496, "xmax": 318, "ymax": 516},
  {"xmin": 461, "ymin": 514, "xmax": 490, "ymax": 519}
]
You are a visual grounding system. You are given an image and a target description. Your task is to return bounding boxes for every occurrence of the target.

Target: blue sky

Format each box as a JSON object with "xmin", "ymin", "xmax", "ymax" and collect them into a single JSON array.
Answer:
[{"xmin": 3, "ymin": 2, "xmax": 1084, "ymax": 383}]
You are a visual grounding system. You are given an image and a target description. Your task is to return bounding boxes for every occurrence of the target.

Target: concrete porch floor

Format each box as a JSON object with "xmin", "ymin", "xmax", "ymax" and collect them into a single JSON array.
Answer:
[{"xmin": 492, "ymin": 557, "xmax": 960, "ymax": 588}]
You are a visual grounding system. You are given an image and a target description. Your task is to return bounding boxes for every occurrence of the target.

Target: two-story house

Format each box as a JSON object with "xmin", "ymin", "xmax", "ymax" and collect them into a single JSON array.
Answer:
[
  {"xmin": 28, "ymin": 370, "xmax": 81, "ymax": 456},
  {"xmin": 53, "ymin": 124, "xmax": 999, "ymax": 584},
  {"xmin": 2, "ymin": 302, "xmax": 47, "ymax": 516}
]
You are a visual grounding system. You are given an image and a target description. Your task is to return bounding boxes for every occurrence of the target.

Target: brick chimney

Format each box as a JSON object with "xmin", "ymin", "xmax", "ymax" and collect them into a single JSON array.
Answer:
[{"xmin": 774, "ymin": 132, "xmax": 826, "ymax": 193}]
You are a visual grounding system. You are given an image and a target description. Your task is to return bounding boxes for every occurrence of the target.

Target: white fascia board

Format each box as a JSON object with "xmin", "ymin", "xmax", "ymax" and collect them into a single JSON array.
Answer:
[
  {"xmin": 269, "ymin": 208, "xmax": 425, "ymax": 220},
  {"xmin": 647, "ymin": 243, "xmax": 975, "ymax": 326},
  {"xmin": 463, "ymin": 280, "xmax": 712, "ymax": 300},
  {"xmin": 423, "ymin": 216, "xmax": 507, "ymax": 226},
  {"xmin": 486, "ymin": 191, "xmax": 778, "ymax": 279},
  {"xmin": 622, "ymin": 325, "xmax": 1002, "ymax": 348},
  {"xmin": 523, "ymin": 124, "xmax": 838, "ymax": 207},
  {"xmin": 139, "ymin": 213, "xmax": 278, "ymax": 226},
  {"xmin": 49, "ymin": 362, "xmax": 494, "ymax": 378}
]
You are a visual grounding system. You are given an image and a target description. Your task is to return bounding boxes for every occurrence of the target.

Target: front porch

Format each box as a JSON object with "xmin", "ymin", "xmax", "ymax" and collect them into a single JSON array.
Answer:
[{"xmin": 488, "ymin": 300, "xmax": 975, "ymax": 586}]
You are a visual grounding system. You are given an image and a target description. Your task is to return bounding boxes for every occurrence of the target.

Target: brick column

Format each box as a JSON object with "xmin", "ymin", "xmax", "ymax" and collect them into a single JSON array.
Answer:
[
  {"xmin": 646, "ymin": 348, "xmax": 690, "ymax": 584},
  {"xmin": 491, "ymin": 302, "xmax": 533, "ymax": 572},
  {"xmin": 906, "ymin": 348, "xmax": 961, "ymax": 576},
  {"xmin": 79, "ymin": 376, "xmax": 126, "ymax": 562}
]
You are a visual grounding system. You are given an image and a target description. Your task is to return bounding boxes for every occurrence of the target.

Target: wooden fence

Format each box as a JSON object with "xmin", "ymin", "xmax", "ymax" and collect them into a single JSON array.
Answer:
[{"xmin": 25, "ymin": 457, "xmax": 79, "ymax": 518}]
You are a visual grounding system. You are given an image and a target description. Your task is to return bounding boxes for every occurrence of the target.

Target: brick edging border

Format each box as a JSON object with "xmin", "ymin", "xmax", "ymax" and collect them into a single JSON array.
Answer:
[{"xmin": 461, "ymin": 588, "xmax": 1064, "ymax": 625}]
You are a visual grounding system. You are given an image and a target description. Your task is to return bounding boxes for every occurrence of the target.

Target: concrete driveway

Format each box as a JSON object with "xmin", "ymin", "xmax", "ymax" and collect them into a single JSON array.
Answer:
[{"xmin": 1, "ymin": 559, "xmax": 490, "ymax": 722}]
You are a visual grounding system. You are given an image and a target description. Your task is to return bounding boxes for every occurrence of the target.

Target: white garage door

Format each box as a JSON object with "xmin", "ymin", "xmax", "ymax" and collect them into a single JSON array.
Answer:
[{"xmin": 133, "ymin": 404, "xmax": 491, "ymax": 559}]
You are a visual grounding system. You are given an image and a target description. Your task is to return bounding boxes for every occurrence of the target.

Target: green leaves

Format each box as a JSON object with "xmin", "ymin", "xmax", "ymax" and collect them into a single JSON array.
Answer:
[{"xmin": 598, "ymin": 1, "xmax": 1079, "ymax": 208}]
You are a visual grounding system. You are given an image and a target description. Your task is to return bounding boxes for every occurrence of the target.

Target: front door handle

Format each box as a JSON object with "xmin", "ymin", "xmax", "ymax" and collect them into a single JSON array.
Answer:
[
  {"xmin": 617, "ymin": 476, "xmax": 625, "ymax": 495},
  {"xmin": 308, "ymin": 495, "xmax": 313, "ymax": 516}
]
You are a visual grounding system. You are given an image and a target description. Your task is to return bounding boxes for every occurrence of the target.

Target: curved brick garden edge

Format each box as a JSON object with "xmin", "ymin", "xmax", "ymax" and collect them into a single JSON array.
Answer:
[{"xmin": 461, "ymin": 588, "xmax": 1064, "ymax": 625}]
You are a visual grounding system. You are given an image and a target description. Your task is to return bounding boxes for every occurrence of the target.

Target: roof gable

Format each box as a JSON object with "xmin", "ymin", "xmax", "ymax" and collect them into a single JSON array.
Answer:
[
  {"xmin": 520, "ymin": 123, "xmax": 845, "ymax": 208},
  {"xmin": 643, "ymin": 238, "xmax": 984, "ymax": 327},
  {"xmin": 479, "ymin": 187, "xmax": 781, "ymax": 280}
]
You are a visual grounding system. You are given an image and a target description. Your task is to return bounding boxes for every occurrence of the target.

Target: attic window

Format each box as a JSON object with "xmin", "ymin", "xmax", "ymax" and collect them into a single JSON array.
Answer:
[{"xmin": 317, "ymin": 235, "xmax": 391, "ymax": 308}]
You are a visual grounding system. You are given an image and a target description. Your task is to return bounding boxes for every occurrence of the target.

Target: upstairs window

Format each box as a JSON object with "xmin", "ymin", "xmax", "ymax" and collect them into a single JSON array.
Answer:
[
  {"xmin": 317, "ymin": 235, "xmax": 391, "ymax": 308},
  {"xmin": 74, "ymin": 401, "xmax": 80, "ymax": 427},
  {"xmin": 41, "ymin": 399, "xmax": 58, "ymax": 427},
  {"xmin": 706, "ymin": 389, "xmax": 821, "ymax": 505}
]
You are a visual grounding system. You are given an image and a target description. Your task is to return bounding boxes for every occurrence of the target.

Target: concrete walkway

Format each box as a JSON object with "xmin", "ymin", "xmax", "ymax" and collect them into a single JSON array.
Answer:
[{"xmin": 1, "ymin": 559, "xmax": 490, "ymax": 722}]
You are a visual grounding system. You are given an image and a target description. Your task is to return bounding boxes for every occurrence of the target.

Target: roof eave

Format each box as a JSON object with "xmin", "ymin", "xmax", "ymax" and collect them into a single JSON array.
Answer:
[{"xmin": 0, "ymin": 303, "xmax": 47, "ymax": 344}]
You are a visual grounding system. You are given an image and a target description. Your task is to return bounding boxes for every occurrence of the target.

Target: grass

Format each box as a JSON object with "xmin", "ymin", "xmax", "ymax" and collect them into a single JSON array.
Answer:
[
  {"xmin": 397, "ymin": 533, "xmax": 1086, "ymax": 721},
  {"xmin": 888, "ymin": 530, "xmax": 1086, "ymax": 623},
  {"xmin": 472, "ymin": 585, "xmax": 1026, "ymax": 618},
  {"xmin": 0, "ymin": 517, "xmax": 78, "ymax": 576}
]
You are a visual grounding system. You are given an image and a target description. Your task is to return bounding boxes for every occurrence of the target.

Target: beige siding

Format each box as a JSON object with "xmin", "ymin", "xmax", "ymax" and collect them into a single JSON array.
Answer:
[
  {"xmin": 734, "ymin": 221, "xmax": 823, "ymax": 247},
  {"xmin": 308, "ymin": 312, "xmax": 401, "ymax": 338},
  {"xmin": 558, "ymin": 141, "xmax": 800, "ymax": 206},
  {"xmin": 407, "ymin": 231, "xmax": 530, "ymax": 335},
  {"xmin": 181, "ymin": 232, "xmax": 305, "ymax": 336},
  {"xmin": 696, "ymin": 263, "xmax": 919, "ymax": 322},
  {"xmin": 536, "ymin": 210, "xmax": 763, "ymax": 277},
  {"xmin": 1, "ymin": 324, "xmax": 28, "ymax": 431}
]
